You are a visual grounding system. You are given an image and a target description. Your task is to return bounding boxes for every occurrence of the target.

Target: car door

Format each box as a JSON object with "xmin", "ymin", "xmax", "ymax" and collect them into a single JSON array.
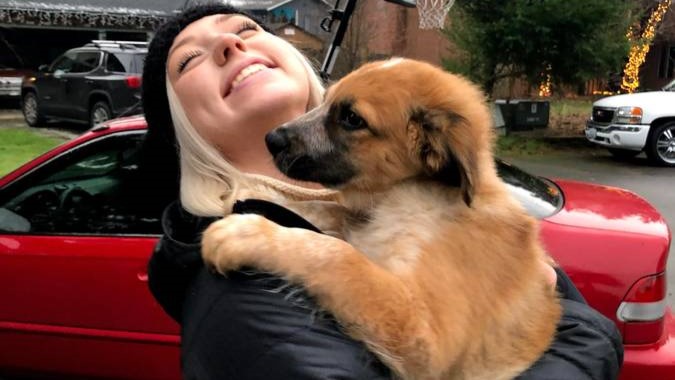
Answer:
[
  {"xmin": 37, "ymin": 52, "xmax": 77, "ymax": 117},
  {"xmin": 61, "ymin": 51, "xmax": 102, "ymax": 120},
  {"xmin": 0, "ymin": 131, "xmax": 180, "ymax": 380}
]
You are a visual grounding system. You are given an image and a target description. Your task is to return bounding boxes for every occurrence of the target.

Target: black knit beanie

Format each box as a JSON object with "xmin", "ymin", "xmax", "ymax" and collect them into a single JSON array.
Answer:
[{"xmin": 138, "ymin": 3, "xmax": 272, "ymax": 209}]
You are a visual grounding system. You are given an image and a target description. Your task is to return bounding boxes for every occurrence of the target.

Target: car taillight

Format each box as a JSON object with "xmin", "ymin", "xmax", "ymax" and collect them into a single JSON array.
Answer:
[
  {"xmin": 125, "ymin": 75, "xmax": 142, "ymax": 89},
  {"xmin": 618, "ymin": 272, "xmax": 666, "ymax": 344}
]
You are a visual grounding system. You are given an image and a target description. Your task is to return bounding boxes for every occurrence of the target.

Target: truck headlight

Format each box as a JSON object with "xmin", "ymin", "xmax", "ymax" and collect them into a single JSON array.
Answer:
[{"xmin": 614, "ymin": 106, "xmax": 642, "ymax": 124}]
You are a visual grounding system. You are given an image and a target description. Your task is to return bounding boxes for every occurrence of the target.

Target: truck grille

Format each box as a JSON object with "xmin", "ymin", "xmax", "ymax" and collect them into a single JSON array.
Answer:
[{"xmin": 592, "ymin": 107, "xmax": 614, "ymax": 123}]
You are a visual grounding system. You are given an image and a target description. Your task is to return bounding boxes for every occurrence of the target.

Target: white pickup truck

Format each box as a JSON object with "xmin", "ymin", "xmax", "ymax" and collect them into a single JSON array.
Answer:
[{"xmin": 585, "ymin": 79, "xmax": 675, "ymax": 167}]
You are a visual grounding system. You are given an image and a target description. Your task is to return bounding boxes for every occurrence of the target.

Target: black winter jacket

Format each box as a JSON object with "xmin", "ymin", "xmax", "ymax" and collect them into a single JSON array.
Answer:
[{"xmin": 147, "ymin": 200, "xmax": 624, "ymax": 380}]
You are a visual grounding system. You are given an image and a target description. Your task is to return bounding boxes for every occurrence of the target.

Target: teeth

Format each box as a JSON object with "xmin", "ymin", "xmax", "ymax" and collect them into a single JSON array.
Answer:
[{"xmin": 231, "ymin": 63, "xmax": 267, "ymax": 89}]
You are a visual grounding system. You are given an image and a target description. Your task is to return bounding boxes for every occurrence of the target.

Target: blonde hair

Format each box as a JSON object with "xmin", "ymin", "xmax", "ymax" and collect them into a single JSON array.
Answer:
[{"xmin": 166, "ymin": 39, "xmax": 325, "ymax": 216}]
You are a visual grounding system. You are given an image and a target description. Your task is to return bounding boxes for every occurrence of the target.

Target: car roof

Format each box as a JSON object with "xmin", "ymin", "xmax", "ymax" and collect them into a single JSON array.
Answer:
[
  {"xmin": 69, "ymin": 47, "xmax": 148, "ymax": 55},
  {"xmin": 74, "ymin": 40, "xmax": 148, "ymax": 54}
]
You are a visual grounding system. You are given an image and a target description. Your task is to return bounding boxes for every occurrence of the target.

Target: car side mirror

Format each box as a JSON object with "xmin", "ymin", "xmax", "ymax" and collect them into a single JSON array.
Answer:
[{"xmin": 38, "ymin": 64, "xmax": 49, "ymax": 73}]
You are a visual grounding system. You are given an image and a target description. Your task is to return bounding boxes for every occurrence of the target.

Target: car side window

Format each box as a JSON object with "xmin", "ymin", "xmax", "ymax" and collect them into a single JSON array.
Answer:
[
  {"xmin": 71, "ymin": 52, "xmax": 101, "ymax": 73},
  {"xmin": 0, "ymin": 132, "xmax": 161, "ymax": 236},
  {"xmin": 105, "ymin": 53, "xmax": 126, "ymax": 73},
  {"xmin": 50, "ymin": 52, "xmax": 77, "ymax": 74},
  {"xmin": 107, "ymin": 52, "xmax": 145, "ymax": 74}
]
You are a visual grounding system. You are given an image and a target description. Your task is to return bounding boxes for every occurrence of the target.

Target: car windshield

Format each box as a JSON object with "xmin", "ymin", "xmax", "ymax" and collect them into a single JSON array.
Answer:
[
  {"xmin": 663, "ymin": 79, "xmax": 675, "ymax": 92},
  {"xmin": 496, "ymin": 159, "xmax": 563, "ymax": 219}
]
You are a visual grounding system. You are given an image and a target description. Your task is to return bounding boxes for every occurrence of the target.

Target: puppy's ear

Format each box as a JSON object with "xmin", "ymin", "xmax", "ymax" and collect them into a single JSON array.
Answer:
[{"xmin": 408, "ymin": 108, "xmax": 477, "ymax": 206}]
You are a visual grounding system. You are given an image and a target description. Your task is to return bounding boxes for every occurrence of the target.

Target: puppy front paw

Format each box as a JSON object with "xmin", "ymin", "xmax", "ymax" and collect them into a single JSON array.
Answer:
[{"xmin": 201, "ymin": 213, "xmax": 278, "ymax": 274}]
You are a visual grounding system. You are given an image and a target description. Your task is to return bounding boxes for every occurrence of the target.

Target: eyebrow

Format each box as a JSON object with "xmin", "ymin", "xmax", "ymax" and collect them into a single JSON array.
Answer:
[
  {"xmin": 168, "ymin": 36, "xmax": 193, "ymax": 58},
  {"xmin": 214, "ymin": 14, "xmax": 236, "ymax": 25},
  {"xmin": 167, "ymin": 14, "xmax": 237, "ymax": 57}
]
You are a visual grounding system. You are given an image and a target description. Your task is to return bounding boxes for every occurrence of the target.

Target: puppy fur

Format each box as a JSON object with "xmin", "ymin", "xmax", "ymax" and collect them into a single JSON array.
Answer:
[{"xmin": 202, "ymin": 58, "xmax": 561, "ymax": 380}]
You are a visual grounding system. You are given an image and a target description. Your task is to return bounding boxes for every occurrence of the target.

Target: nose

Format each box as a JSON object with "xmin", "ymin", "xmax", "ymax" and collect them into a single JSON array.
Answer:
[
  {"xmin": 265, "ymin": 128, "xmax": 290, "ymax": 157},
  {"xmin": 213, "ymin": 33, "xmax": 247, "ymax": 65}
]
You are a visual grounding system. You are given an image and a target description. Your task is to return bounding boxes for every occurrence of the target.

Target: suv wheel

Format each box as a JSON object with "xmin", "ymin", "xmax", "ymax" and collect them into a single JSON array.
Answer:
[
  {"xmin": 646, "ymin": 122, "xmax": 675, "ymax": 167},
  {"xmin": 90, "ymin": 101, "xmax": 111, "ymax": 128},
  {"xmin": 22, "ymin": 92, "xmax": 44, "ymax": 127},
  {"xmin": 608, "ymin": 148, "xmax": 640, "ymax": 160}
]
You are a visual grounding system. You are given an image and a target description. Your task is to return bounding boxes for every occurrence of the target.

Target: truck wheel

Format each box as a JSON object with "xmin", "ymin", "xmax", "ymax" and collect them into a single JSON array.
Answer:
[
  {"xmin": 90, "ymin": 101, "xmax": 111, "ymax": 128},
  {"xmin": 608, "ymin": 148, "xmax": 640, "ymax": 160},
  {"xmin": 646, "ymin": 122, "xmax": 675, "ymax": 167},
  {"xmin": 22, "ymin": 92, "xmax": 44, "ymax": 127}
]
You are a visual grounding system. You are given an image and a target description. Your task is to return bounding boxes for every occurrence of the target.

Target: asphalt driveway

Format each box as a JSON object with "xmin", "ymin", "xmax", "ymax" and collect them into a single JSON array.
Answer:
[{"xmin": 502, "ymin": 149, "xmax": 675, "ymax": 307}]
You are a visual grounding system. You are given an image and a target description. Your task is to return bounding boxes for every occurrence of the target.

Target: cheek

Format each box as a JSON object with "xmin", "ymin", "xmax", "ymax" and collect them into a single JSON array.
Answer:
[
  {"xmin": 269, "ymin": 44, "xmax": 310, "ymax": 103},
  {"xmin": 173, "ymin": 71, "xmax": 231, "ymax": 141},
  {"xmin": 174, "ymin": 68, "xmax": 215, "ymax": 103}
]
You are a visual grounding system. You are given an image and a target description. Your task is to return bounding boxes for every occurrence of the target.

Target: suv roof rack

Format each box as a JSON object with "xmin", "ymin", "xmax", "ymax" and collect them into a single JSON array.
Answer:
[{"xmin": 85, "ymin": 40, "xmax": 149, "ymax": 50}]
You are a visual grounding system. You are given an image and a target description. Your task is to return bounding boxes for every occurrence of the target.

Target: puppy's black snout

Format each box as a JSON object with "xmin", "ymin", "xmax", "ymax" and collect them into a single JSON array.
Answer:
[{"xmin": 265, "ymin": 128, "xmax": 290, "ymax": 157}]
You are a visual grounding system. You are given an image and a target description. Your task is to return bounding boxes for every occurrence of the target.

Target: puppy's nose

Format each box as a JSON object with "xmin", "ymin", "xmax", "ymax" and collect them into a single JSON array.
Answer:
[{"xmin": 265, "ymin": 128, "xmax": 290, "ymax": 156}]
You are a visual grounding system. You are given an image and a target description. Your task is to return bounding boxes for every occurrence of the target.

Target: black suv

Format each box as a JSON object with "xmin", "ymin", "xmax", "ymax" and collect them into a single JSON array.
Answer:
[{"xmin": 21, "ymin": 40, "xmax": 146, "ymax": 128}]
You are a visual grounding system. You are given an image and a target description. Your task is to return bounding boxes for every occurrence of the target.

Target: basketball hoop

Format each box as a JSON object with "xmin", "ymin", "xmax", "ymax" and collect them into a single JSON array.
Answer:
[{"xmin": 416, "ymin": 0, "xmax": 455, "ymax": 29}]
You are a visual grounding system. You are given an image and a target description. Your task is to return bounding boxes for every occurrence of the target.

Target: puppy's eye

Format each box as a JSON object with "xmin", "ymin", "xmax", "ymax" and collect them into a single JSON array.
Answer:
[{"xmin": 340, "ymin": 109, "xmax": 367, "ymax": 131}]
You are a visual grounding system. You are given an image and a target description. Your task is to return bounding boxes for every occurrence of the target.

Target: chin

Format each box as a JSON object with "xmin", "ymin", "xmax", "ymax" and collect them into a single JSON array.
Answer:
[{"xmin": 251, "ymin": 88, "xmax": 308, "ymax": 122}]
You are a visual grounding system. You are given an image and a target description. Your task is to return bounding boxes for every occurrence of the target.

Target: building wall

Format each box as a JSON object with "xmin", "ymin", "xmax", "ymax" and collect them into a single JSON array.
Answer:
[
  {"xmin": 358, "ymin": 0, "xmax": 454, "ymax": 66},
  {"xmin": 400, "ymin": 6, "xmax": 454, "ymax": 66},
  {"xmin": 275, "ymin": 24, "xmax": 324, "ymax": 64},
  {"xmin": 268, "ymin": 0, "xmax": 332, "ymax": 42}
]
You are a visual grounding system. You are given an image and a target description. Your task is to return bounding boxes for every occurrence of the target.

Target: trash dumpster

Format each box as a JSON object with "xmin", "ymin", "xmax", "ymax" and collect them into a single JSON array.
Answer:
[
  {"xmin": 490, "ymin": 103, "xmax": 506, "ymax": 136},
  {"xmin": 495, "ymin": 99, "xmax": 550, "ymax": 131}
]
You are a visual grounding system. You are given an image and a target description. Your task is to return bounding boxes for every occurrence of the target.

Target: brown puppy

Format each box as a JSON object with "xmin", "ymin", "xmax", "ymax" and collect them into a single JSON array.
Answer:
[{"xmin": 202, "ymin": 58, "xmax": 561, "ymax": 380}]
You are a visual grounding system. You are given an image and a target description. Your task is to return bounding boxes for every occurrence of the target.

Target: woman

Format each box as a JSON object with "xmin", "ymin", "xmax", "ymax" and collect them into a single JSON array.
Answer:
[{"xmin": 141, "ymin": 4, "xmax": 623, "ymax": 379}]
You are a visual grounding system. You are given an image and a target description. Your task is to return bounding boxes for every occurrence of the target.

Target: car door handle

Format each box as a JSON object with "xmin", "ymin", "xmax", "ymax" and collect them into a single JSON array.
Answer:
[{"xmin": 85, "ymin": 79, "xmax": 94, "ymax": 84}]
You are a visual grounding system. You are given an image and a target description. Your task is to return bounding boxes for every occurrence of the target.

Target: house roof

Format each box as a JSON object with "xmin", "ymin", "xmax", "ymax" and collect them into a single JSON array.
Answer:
[
  {"xmin": 0, "ymin": 0, "xmax": 333, "ymax": 30},
  {"xmin": 0, "ymin": 0, "xmax": 185, "ymax": 16},
  {"xmin": 271, "ymin": 21, "xmax": 321, "ymax": 39},
  {"xmin": 0, "ymin": 0, "xmax": 333, "ymax": 15},
  {"xmin": 0, "ymin": 0, "xmax": 185, "ymax": 30},
  {"xmin": 188, "ymin": 0, "xmax": 332, "ymax": 12}
]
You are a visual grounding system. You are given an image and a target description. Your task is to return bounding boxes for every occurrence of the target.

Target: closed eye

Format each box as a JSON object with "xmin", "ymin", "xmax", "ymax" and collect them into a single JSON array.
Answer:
[
  {"xmin": 236, "ymin": 20, "xmax": 259, "ymax": 35},
  {"xmin": 176, "ymin": 21, "xmax": 258, "ymax": 74},
  {"xmin": 177, "ymin": 50, "xmax": 202, "ymax": 74}
]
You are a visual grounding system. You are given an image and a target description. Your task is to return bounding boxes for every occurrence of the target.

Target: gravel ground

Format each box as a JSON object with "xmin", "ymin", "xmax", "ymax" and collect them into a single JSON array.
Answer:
[{"xmin": 0, "ymin": 109, "xmax": 79, "ymax": 141}]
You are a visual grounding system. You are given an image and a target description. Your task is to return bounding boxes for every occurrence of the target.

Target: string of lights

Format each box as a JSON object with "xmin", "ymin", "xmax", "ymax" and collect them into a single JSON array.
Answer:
[
  {"xmin": 621, "ymin": 0, "xmax": 672, "ymax": 93},
  {"xmin": 538, "ymin": 65, "xmax": 552, "ymax": 97}
]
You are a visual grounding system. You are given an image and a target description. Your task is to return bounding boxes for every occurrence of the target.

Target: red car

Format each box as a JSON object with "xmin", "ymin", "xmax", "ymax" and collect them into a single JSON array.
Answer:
[{"xmin": 0, "ymin": 116, "xmax": 672, "ymax": 379}]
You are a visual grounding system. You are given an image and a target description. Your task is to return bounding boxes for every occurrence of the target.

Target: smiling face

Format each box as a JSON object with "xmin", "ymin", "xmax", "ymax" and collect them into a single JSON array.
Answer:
[{"xmin": 166, "ymin": 14, "xmax": 311, "ymax": 167}]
